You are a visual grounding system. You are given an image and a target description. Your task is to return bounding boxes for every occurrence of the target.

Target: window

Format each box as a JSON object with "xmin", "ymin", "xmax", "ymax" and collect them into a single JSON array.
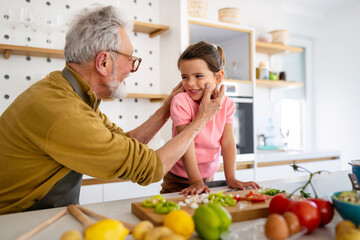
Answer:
[{"xmin": 280, "ymin": 47, "xmax": 306, "ymax": 150}]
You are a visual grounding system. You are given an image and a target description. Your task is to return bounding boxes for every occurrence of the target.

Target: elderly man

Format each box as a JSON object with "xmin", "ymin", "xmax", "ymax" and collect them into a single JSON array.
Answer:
[{"xmin": 0, "ymin": 6, "xmax": 224, "ymax": 214}]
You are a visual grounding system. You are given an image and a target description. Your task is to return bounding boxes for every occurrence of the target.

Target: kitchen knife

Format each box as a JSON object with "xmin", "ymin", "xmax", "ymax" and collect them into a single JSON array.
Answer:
[{"xmin": 348, "ymin": 173, "xmax": 360, "ymax": 201}]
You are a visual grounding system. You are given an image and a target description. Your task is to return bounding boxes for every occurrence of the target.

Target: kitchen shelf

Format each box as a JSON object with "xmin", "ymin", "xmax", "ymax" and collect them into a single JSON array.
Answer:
[
  {"xmin": 256, "ymin": 41, "xmax": 303, "ymax": 55},
  {"xmin": 223, "ymin": 79, "xmax": 252, "ymax": 84},
  {"xmin": 0, "ymin": 21, "xmax": 169, "ymax": 59},
  {"xmin": 256, "ymin": 79, "xmax": 303, "ymax": 89},
  {"xmin": 0, "ymin": 44, "xmax": 64, "ymax": 59},
  {"xmin": 103, "ymin": 93, "xmax": 169, "ymax": 102},
  {"xmin": 133, "ymin": 21, "xmax": 169, "ymax": 38}
]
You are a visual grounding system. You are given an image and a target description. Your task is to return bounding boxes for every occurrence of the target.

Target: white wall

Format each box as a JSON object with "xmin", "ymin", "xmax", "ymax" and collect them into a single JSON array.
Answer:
[
  {"xmin": 203, "ymin": 0, "xmax": 360, "ymax": 169},
  {"xmin": 314, "ymin": 3, "xmax": 360, "ymax": 169}
]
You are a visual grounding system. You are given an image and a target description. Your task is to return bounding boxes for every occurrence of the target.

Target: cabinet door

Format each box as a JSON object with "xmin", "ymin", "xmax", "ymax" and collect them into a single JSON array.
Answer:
[
  {"xmin": 80, "ymin": 185, "xmax": 103, "ymax": 204},
  {"xmin": 188, "ymin": 20, "xmax": 254, "ymax": 83}
]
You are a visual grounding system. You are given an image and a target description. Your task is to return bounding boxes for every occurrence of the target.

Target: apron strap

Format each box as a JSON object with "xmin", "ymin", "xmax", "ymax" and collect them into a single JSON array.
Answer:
[{"xmin": 62, "ymin": 67, "xmax": 85, "ymax": 101}]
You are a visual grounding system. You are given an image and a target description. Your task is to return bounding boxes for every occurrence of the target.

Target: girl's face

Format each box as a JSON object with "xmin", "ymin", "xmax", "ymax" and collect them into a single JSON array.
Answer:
[{"xmin": 179, "ymin": 59, "xmax": 223, "ymax": 101}]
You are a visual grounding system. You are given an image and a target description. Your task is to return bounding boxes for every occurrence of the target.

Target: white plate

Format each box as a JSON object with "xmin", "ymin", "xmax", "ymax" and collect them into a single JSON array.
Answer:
[{"xmin": 221, "ymin": 219, "xmax": 307, "ymax": 240}]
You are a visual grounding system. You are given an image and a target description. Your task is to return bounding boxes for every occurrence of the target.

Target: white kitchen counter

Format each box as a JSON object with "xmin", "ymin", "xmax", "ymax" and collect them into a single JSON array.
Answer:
[{"xmin": 0, "ymin": 170, "xmax": 351, "ymax": 240}]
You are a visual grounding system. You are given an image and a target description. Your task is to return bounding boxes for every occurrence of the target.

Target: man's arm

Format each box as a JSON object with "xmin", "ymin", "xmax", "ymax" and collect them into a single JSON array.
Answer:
[{"xmin": 127, "ymin": 82, "xmax": 183, "ymax": 144}]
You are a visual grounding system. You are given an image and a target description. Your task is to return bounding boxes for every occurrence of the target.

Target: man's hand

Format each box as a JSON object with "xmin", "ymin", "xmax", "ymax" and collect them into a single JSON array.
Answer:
[
  {"xmin": 162, "ymin": 82, "xmax": 184, "ymax": 115},
  {"xmin": 179, "ymin": 181, "xmax": 210, "ymax": 196},
  {"xmin": 197, "ymin": 83, "xmax": 225, "ymax": 123}
]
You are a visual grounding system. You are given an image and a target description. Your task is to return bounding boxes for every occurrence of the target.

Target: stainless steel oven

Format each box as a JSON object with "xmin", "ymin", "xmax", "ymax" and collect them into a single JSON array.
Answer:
[{"xmin": 223, "ymin": 82, "xmax": 254, "ymax": 160}]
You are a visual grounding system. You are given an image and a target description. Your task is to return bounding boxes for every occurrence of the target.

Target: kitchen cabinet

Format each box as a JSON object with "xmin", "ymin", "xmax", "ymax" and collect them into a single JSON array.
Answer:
[
  {"xmin": 255, "ymin": 41, "xmax": 303, "ymax": 89},
  {"xmin": 188, "ymin": 19, "xmax": 254, "ymax": 84}
]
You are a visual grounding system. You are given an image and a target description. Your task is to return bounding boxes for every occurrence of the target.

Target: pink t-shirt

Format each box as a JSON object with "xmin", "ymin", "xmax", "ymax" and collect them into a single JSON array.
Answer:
[{"xmin": 170, "ymin": 92, "xmax": 235, "ymax": 179}]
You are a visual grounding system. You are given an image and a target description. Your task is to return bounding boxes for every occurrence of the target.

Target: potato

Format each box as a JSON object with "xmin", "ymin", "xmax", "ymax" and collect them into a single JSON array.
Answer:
[
  {"xmin": 159, "ymin": 234, "xmax": 186, "ymax": 240},
  {"xmin": 143, "ymin": 226, "xmax": 173, "ymax": 240},
  {"xmin": 133, "ymin": 221, "xmax": 154, "ymax": 240}
]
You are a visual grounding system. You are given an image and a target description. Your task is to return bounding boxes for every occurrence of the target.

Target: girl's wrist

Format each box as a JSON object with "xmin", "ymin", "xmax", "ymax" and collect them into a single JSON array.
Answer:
[{"xmin": 189, "ymin": 179, "xmax": 203, "ymax": 184}]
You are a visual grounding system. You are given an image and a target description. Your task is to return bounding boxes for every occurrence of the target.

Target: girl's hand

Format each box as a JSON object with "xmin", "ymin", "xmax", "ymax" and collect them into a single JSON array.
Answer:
[
  {"xmin": 227, "ymin": 178, "xmax": 261, "ymax": 190},
  {"xmin": 179, "ymin": 181, "xmax": 210, "ymax": 197}
]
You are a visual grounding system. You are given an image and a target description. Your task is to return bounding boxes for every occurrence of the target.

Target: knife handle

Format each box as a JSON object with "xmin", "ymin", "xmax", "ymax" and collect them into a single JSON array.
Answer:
[{"xmin": 349, "ymin": 173, "xmax": 360, "ymax": 190}]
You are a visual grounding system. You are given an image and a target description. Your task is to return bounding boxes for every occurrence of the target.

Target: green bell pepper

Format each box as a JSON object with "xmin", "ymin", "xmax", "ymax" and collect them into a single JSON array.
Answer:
[
  {"xmin": 193, "ymin": 203, "xmax": 232, "ymax": 240},
  {"xmin": 154, "ymin": 201, "xmax": 179, "ymax": 214},
  {"xmin": 142, "ymin": 195, "xmax": 165, "ymax": 208},
  {"xmin": 208, "ymin": 192, "xmax": 237, "ymax": 207}
]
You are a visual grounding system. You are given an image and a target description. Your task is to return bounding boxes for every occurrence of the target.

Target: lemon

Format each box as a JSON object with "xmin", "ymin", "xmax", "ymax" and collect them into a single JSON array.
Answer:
[
  {"xmin": 85, "ymin": 219, "xmax": 129, "ymax": 240},
  {"xmin": 163, "ymin": 210, "xmax": 194, "ymax": 239}
]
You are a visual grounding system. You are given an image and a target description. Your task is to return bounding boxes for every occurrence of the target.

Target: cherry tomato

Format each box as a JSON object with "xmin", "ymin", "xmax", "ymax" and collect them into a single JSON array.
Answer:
[
  {"xmin": 308, "ymin": 198, "xmax": 334, "ymax": 227},
  {"xmin": 286, "ymin": 200, "xmax": 321, "ymax": 233},
  {"xmin": 268, "ymin": 194, "xmax": 291, "ymax": 215}
]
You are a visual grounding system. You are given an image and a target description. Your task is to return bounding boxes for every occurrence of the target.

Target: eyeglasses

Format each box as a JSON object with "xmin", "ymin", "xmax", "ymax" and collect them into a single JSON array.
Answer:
[{"xmin": 109, "ymin": 50, "xmax": 142, "ymax": 72}]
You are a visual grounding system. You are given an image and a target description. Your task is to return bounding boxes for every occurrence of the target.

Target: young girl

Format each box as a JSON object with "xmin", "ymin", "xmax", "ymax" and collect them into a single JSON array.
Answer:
[{"xmin": 160, "ymin": 41, "xmax": 260, "ymax": 196}]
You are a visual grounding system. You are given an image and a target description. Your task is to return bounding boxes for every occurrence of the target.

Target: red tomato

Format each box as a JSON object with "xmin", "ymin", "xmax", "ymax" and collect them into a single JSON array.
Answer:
[
  {"xmin": 268, "ymin": 194, "xmax": 291, "ymax": 215},
  {"xmin": 286, "ymin": 200, "xmax": 321, "ymax": 233},
  {"xmin": 308, "ymin": 198, "xmax": 334, "ymax": 227}
]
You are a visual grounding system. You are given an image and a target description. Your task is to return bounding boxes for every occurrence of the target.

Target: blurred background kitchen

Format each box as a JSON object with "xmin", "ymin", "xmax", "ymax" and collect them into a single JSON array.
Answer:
[{"xmin": 0, "ymin": 0, "xmax": 359, "ymax": 204}]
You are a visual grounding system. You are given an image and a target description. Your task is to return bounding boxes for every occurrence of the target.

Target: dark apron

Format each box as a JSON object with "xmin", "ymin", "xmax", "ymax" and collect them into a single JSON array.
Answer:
[{"xmin": 25, "ymin": 68, "xmax": 85, "ymax": 211}]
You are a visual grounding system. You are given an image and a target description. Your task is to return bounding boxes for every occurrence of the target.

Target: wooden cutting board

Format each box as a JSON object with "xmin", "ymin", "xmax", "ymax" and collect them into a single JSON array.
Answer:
[{"xmin": 131, "ymin": 189, "xmax": 271, "ymax": 226}]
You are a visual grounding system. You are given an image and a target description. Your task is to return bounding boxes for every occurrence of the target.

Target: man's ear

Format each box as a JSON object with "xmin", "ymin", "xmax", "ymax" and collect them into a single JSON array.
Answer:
[
  {"xmin": 95, "ymin": 52, "xmax": 111, "ymax": 76},
  {"xmin": 216, "ymin": 70, "xmax": 224, "ymax": 84}
]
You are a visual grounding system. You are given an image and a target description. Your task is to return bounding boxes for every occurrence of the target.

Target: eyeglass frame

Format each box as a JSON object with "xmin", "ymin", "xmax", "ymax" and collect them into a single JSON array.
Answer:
[{"xmin": 107, "ymin": 50, "xmax": 142, "ymax": 72}]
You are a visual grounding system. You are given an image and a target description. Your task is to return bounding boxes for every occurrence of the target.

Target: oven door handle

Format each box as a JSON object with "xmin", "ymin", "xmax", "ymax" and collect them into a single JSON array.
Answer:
[{"xmin": 231, "ymin": 98, "xmax": 253, "ymax": 103}]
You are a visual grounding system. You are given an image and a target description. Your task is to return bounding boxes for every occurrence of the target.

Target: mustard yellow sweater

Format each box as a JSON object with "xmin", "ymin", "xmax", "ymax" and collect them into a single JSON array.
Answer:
[{"xmin": 0, "ymin": 66, "xmax": 162, "ymax": 214}]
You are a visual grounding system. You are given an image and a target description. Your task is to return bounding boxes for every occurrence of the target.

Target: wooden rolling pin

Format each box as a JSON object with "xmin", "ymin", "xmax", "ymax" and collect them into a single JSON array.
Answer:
[
  {"xmin": 76, "ymin": 205, "xmax": 134, "ymax": 232},
  {"xmin": 68, "ymin": 205, "xmax": 134, "ymax": 233},
  {"xmin": 16, "ymin": 209, "xmax": 67, "ymax": 240},
  {"xmin": 67, "ymin": 205, "xmax": 95, "ymax": 230}
]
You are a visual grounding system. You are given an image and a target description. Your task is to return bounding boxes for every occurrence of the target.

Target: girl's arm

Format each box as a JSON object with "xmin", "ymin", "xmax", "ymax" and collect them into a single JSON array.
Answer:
[
  {"xmin": 176, "ymin": 124, "xmax": 210, "ymax": 196},
  {"xmin": 221, "ymin": 124, "xmax": 260, "ymax": 190}
]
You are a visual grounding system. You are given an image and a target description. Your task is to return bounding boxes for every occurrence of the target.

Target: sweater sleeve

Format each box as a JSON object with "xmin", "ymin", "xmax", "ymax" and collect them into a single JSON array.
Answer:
[
  {"xmin": 97, "ymin": 108, "xmax": 127, "ymax": 135},
  {"xmin": 45, "ymin": 109, "xmax": 163, "ymax": 185}
]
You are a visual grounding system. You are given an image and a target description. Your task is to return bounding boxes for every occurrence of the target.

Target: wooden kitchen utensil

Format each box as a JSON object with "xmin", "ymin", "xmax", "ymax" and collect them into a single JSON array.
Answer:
[
  {"xmin": 76, "ymin": 205, "xmax": 134, "ymax": 233},
  {"xmin": 67, "ymin": 205, "xmax": 131, "ymax": 239},
  {"xmin": 16, "ymin": 209, "xmax": 67, "ymax": 240},
  {"xmin": 67, "ymin": 205, "xmax": 95, "ymax": 230}
]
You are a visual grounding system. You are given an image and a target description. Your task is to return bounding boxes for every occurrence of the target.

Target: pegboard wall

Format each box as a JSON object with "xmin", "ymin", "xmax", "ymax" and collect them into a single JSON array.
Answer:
[{"xmin": 0, "ymin": 0, "xmax": 170, "ymax": 148}]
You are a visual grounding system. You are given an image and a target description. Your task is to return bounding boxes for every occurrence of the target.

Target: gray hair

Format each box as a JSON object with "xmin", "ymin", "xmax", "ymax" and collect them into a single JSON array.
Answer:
[{"xmin": 64, "ymin": 5, "xmax": 130, "ymax": 64}]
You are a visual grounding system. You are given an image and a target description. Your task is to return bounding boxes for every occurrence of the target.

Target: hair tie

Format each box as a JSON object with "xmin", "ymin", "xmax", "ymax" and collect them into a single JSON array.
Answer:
[{"xmin": 212, "ymin": 44, "xmax": 218, "ymax": 50}]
